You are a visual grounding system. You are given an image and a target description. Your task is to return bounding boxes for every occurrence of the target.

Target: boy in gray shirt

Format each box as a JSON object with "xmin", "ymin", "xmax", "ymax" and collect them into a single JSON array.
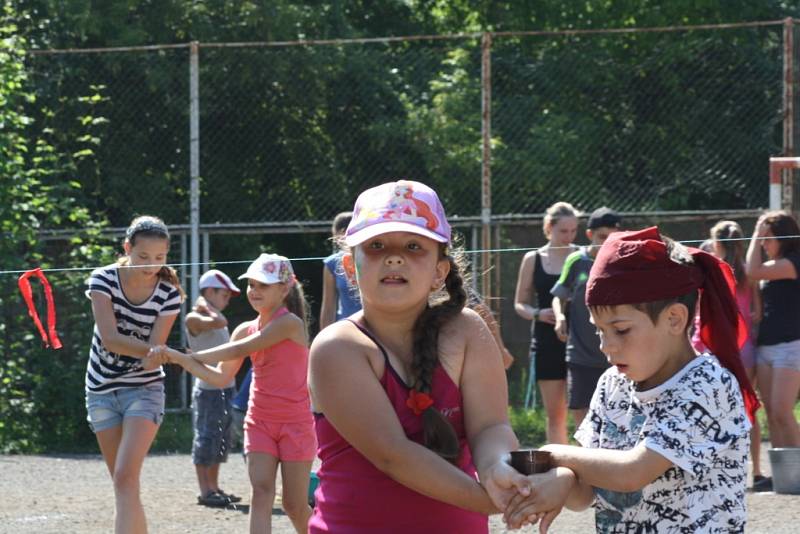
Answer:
[
  {"xmin": 551, "ymin": 207, "xmax": 621, "ymax": 427},
  {"xmin": 186, "ymin": 269, "xmax": 242, "ymax": 507}
]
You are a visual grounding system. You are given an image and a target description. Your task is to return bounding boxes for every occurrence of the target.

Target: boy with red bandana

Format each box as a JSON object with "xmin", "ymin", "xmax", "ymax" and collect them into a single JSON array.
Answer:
[{"xmin": 504, "ymin": 227, "xmax": 758, "ymax": 533}]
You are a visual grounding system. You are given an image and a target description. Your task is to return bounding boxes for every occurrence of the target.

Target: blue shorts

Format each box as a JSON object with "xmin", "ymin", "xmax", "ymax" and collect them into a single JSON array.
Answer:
[
  {"xmin": 191, "ymin": 387, "xmax": 235, "ymax": 465},
  {"xmin": 85, "ymin": 382, "xmax": 165, "ymax": 433},
  {"xmin": 757, "ymin": 339, "xmax": 800, "ymax": 372}
]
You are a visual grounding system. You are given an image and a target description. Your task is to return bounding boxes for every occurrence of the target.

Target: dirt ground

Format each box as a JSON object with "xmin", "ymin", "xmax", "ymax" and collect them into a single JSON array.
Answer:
[{"xmin": 1, "ymin": 453, "xmax": 799, "ymax": 533}]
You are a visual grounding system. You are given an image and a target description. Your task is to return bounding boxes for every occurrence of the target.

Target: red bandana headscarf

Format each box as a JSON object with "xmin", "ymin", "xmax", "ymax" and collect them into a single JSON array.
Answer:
[{"xmin": 585, "ymin": 227, "xmax": 759, "ymax": 422}]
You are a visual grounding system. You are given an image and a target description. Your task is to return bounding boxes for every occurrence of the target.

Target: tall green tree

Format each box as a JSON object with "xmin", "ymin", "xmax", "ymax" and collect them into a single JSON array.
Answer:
[{"xmin": 1, "ymin": 3, "xmax": 109, "ymax": 452}]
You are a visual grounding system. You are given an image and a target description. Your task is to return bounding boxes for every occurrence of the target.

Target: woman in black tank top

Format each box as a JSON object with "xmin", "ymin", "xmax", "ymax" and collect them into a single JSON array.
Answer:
[
  {"xmin": 746, "ymin": 210, "xmax": 800, "ymax": 449},
  {"xmin": 514, "ymin": 202, "xmax": 578, "ymax": 444}
]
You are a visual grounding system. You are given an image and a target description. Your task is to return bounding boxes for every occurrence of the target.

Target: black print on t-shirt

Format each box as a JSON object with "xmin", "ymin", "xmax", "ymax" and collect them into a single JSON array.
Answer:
[{"xmin": 575, "ymin": 356, "xmax": 750, "ymax": 533}]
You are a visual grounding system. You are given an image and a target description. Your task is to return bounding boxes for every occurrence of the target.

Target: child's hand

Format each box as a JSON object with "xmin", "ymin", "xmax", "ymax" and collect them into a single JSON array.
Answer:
[
  {"xmin": 142, "ymin": 345, "xmax": 168, "ymax": 370},
  {"xmin": 193, "ymin": 296, "xmax": 214, "ymax": 316},
  {"xmin": 480, "ymin": 459, "xmax": 532, "ymax": 513},
  {"xmin": 503, "ymin": 467, "xmax": 576, "ymax": 532}
]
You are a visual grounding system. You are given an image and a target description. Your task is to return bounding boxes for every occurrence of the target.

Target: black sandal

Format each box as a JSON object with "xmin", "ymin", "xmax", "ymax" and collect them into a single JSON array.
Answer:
[
  {"xmin": 217, "ymin": 489, "xmax": 242, "ymax": 503},
  {"xmin": 197, "ymin": 491, "xmax": 230, "ymax": 507}
]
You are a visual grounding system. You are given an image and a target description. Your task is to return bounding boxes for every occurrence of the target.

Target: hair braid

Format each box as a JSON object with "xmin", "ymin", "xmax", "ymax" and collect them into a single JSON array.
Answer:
[{"xmin": 411, "ymin": 252, "xmax": 467, "ymax": 463}]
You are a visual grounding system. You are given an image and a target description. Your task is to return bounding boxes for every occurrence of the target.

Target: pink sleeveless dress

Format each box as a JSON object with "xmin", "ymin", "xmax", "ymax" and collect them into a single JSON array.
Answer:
[{"xmin": 308, "ymin": 323, "xmax": 489, "ymax": 534}]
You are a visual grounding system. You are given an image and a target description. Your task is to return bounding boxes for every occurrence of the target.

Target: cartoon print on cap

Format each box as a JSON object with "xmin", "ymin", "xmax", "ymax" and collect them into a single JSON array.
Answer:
[{"xmin": 383, "ymin": 182, "xmax": 439, "ymax": 231}]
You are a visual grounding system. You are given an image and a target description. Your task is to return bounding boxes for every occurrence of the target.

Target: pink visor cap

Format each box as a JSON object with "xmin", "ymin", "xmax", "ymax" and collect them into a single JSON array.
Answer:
[
  {"xmin": 198, "ymin": 269, "xmax": 240, "ymax": 295},
  {"xmin": 238, "ymin": 253, "xmax": 296, "ymax": 286},
  {"xmin": 344, "ymin": 180, "xmax": 451, "ymax": 247}
]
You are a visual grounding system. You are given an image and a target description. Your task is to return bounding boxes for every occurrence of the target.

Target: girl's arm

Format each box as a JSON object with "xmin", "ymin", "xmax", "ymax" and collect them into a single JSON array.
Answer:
[
  {"xmin": 541, "ymin": 443, "xmax": 673, "ymax": 493},
  {"xmin": 514, "ymin": 251, "xmax": 538, "ymax": 321},
  {"xmin": 471, "ymin": 302, "xmax": 514, "ymax": 370},
  {"xmin": 192, "ymin": 314, "xmax": 303, "ymax": 365},
  {"xmin": 161, "ymin": 323, "xmax": 249, "ymax": 387},
  {"xmin": 170, "ymin": 350, "xmax": 242, "ymax": 388},
  {"xmin": 751, "ymin": 279, "xmax": 763, "ymax": 325},
  {"xmin": 746, "ymin": 219, "xmax": 798, "ymax": 280},
  {"xmin": 91, "ymin": 293, "xmax": 177, "ymax": 358},
  {"xmin": 319, "ymin": 267, "xmax": 338, "ymax": 331},
  {"xmin": 309, "ymin": 324, "xmax": 498, "ymax": 515},
  {"xmin": 458, "ymin": 310, "xmax": 529, "ymax": 510}
]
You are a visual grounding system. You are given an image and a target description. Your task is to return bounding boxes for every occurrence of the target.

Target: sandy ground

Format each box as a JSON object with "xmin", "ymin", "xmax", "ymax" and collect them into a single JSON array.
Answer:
[{"xmin": 1, "ymin": 452, "xmax": 799, "ymax": 533}]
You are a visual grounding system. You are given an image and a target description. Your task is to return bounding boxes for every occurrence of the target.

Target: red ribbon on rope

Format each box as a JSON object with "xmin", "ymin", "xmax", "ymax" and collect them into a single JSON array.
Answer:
[{"xmin": 18, "ymin": 268, "xmax": 62, "ymax": 349}]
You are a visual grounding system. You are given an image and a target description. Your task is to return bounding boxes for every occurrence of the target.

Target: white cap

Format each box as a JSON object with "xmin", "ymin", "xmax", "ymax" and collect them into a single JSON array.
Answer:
[
  {"xmin": 238, "ymin": 253, "xmax": 295, "ymax": 286},
  {"xmin": 198, "ymin": 269, "xmax": 240, "ymax": 295}
]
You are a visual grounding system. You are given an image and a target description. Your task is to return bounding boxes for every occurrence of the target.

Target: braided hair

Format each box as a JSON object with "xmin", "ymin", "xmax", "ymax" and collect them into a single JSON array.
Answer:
[{"xmin": 410, "ymin": 244, "xmax": 467, "ymax": 463}]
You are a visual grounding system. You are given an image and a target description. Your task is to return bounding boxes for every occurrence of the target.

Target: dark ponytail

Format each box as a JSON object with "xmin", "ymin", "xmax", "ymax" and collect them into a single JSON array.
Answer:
[
  {"xmin": 284, "ymin": 279, "xmax": 310, "ymax": 339},
  {"xmin": 158, "ymin": 265, "xmax": 186, "ymax": 301},
  {"xmin": 411, "ymin": 246, "xmax": 467, "ymax": 463}
]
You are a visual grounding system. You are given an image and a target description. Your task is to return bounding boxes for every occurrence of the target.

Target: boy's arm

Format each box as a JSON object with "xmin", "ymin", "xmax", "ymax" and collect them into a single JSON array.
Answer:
[
  {"xmin": 542, "ymin": 443, "xmax": 673, "ymax": 493},
  {"xmin": 185, "ymin": 310, "xmax": 227, "ymax": 337},
  {"xmin": 565, "ymin": 477, "xmax": 594, "ymax": 511}
]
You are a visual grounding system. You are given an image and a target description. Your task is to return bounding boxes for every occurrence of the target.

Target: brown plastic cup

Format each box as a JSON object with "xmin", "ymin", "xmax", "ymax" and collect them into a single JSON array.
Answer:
[{"xmin": 509, "ymin": 449, "xmax": 552, "ymax": 475}]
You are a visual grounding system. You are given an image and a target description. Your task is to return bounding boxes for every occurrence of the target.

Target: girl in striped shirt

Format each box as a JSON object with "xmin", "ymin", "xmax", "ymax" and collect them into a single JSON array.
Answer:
[{"xmin": 85, "ymin": 215, "xmax": 183, "ymax": 533}]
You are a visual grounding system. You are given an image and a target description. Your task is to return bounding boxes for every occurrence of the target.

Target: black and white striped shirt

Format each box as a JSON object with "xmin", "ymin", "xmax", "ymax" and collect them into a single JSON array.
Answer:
[{"xmin": 85, "ymin": 264, "xmax": 181, "ymax": 393}]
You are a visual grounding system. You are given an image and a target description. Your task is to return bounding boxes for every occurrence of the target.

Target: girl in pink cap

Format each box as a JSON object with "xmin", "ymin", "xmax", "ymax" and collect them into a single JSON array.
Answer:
[
  {"xmin": 307, "ymin": 180, "xmax": 530, "ymax": 533},
  {"xmin": 151, "ymin": 253, "xmax": 316, "ymax": 533}
]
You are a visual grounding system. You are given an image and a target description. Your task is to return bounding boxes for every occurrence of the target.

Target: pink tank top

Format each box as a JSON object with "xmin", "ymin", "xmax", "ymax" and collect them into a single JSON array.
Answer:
[
  {"xmin": 308, "ymin": 322, "xmax": 488, "ymax": 534},
  {"xmin": 245, "ymin": 307, "xmax": 312, "ymax": 425}
]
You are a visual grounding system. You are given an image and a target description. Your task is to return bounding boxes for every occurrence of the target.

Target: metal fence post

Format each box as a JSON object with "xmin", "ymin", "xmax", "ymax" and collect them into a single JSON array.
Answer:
[
  {"xmin": 202, "ymin": 231, "xmax": 210, "ymax": 271},
  {"xmin": 783, "ymin": 18, "xmax": 795, "ymax": 212},
  {"xmin": 180, "ymin": 232, "xmax": 188, "ymax": 410},
  {"xmin": 481, "ymin": 32, "xmax": 493, "ymax": 304},
  {"xmin": 190, "ymin": 41, "xmax": 201, "ymax": 303}
]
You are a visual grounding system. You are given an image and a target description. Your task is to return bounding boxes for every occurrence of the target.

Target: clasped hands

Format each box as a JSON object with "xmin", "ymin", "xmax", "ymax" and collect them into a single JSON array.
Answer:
[
  {"xmin": 141, "ymin": 344, "xmax": 189, "ymax": 371},
  {"xmin": 483, "ymin": 459, "xmax": 575, "ymax": 532}
]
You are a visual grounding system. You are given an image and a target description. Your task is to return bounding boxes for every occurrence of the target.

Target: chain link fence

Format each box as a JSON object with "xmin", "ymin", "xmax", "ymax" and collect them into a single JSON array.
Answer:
[
  {"xmin": 25, "ymin": 21, "xmax": 792, "ymax": 229},
  {"xmin": 12, "ymin": 21, "xmax": 799, "ymax": 418},
  {"xmin": 491, "ymin": 26, "xmax": 783, "ymax": 213}
]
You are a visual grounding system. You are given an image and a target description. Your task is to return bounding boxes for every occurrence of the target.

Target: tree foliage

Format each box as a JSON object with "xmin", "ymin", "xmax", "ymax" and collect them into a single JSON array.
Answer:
[
  {"xmin": 3, "ymin": 1, "xmax": 800, "ymax": 451},
  {"xmin": 1, "ymin": 3, "xmax": 110, "ymax": 452}
]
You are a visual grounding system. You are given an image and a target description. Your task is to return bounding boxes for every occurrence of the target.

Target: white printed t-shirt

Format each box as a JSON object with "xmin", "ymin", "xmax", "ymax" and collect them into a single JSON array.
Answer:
[{"xmin": 575, "ymin": 354, "xmax": 750, "ymax": 533}]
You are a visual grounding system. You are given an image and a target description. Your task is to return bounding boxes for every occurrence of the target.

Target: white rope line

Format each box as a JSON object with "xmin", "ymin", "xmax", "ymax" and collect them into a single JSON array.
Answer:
[{"xmin": 0, "ymin": 235, "xmax": 793, "ymax": 277}]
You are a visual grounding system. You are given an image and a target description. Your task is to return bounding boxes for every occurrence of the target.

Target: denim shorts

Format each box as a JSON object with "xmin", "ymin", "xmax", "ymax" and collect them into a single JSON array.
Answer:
[
  {"xmin": 85, "ymin": 382, "xmax": 165, "ymax": 433},
  {"xmin": 191, "ymin": 387, "xmax": 235, "ymax": 465},
  {"xmin": 757, "ymin": 338, "xmax": 800, "ymax": 372}
]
